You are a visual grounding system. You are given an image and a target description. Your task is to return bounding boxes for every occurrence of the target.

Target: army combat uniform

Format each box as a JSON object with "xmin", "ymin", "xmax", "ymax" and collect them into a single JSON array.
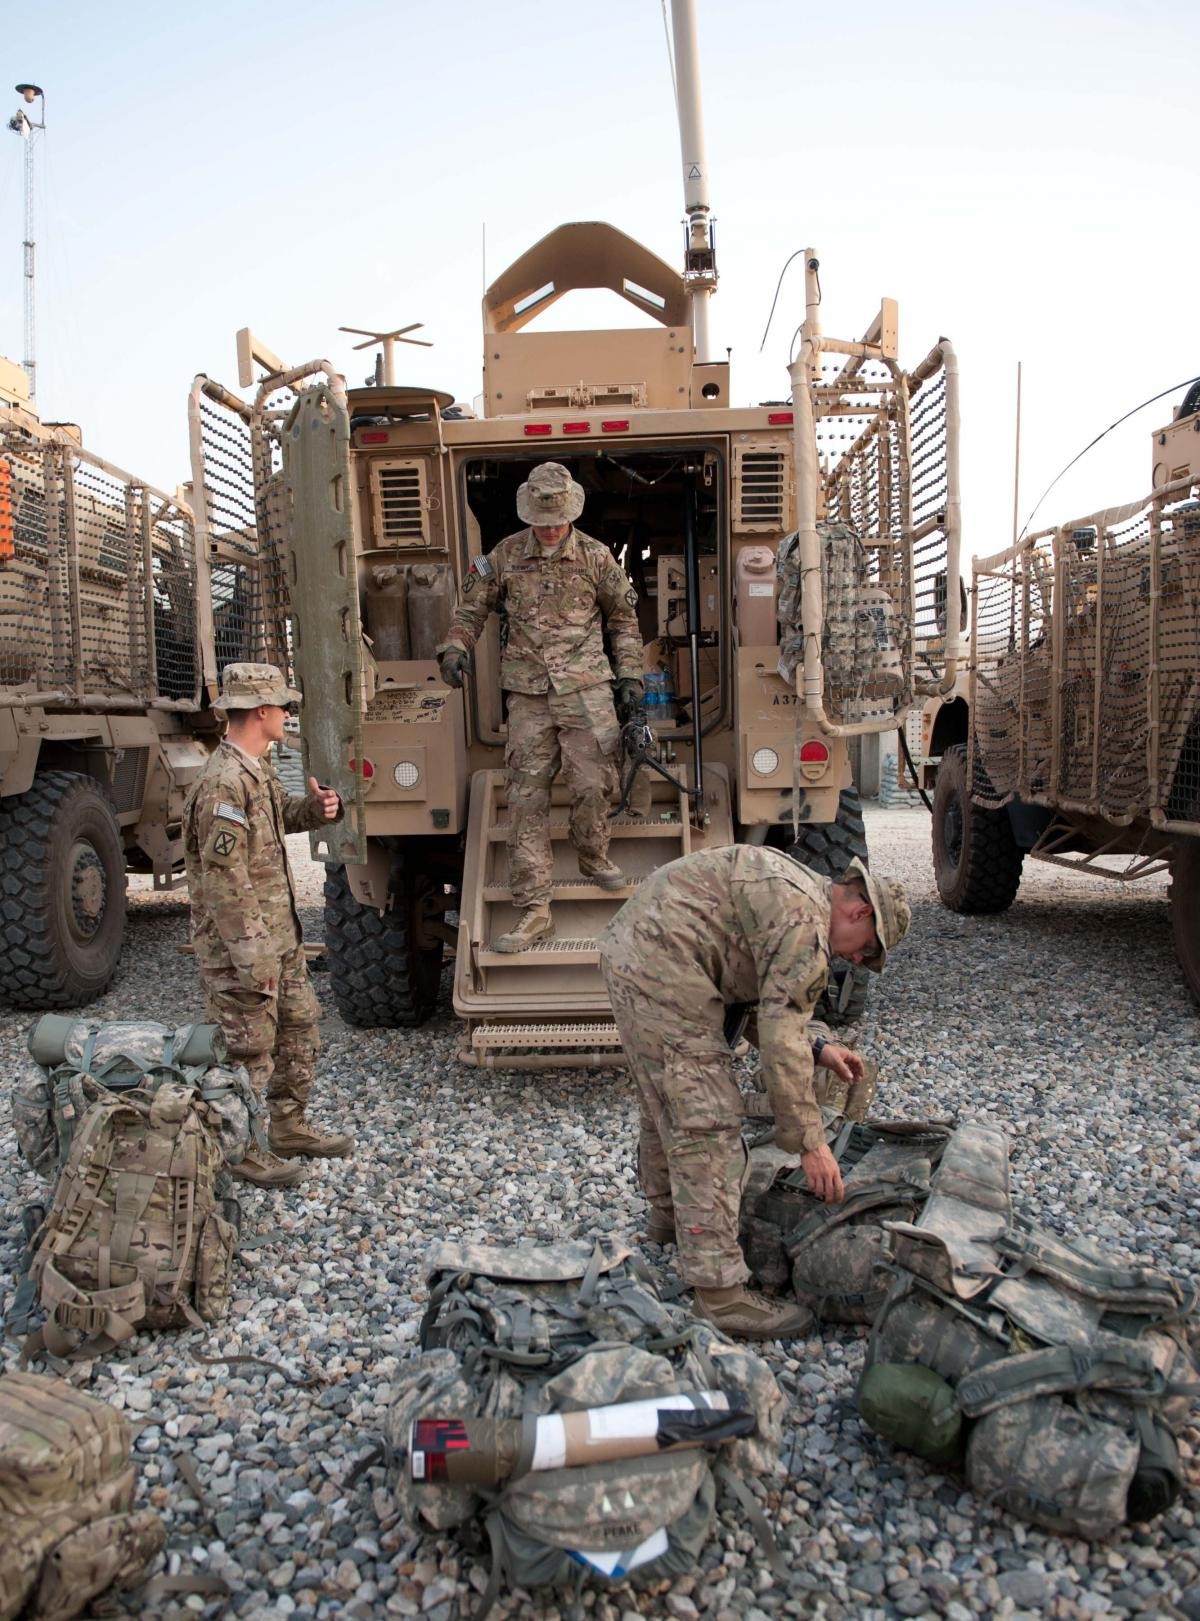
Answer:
[
  {"xmin": 599, "ymin": 845, "xmax": 837, "ymax": 1296},
  {"xmin": 182, "ymin": 663, "xmax": 350, "ymax": 1179},
  {"xmin": 442, "ymin": 523, "xmax": 643, "ymax": 909}
]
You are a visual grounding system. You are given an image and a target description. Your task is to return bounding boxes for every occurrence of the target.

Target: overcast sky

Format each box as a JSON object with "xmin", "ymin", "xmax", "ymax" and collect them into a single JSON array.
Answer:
[{"xmin": 2, "ymin": 0, "xmax": 1195, "ymax": 561}]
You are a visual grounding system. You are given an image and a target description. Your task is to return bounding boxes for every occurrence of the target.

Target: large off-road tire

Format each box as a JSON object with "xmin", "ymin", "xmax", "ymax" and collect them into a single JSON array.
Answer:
[
  {"xmin": 932, "ymin": 743, "xmax": 1024, "ymax": 913},
  {"xmin": 0, "ymin": 771, "xmax": 127, "ymax": 1009},
  {"xmin": 772, "ymin": 787, "xmax": 872, "ymax": 1026},
  {"xmin": 1169, "ymin": 837, "xmax": 1200, "ymax": 1008},
  {"xmin": 324, "ymin": 859, "xmax": 445, "ymax": 1028}
]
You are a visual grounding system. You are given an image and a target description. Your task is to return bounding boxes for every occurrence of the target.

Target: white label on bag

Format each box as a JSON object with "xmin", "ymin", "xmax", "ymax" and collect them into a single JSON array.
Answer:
[
  {"xmin": 748, "ymin": 583, "xmax": 774, "ymax": 597},
  {"xmin": 530, "ymin": 1413, "xmax": 567, "ymax": 1471}
]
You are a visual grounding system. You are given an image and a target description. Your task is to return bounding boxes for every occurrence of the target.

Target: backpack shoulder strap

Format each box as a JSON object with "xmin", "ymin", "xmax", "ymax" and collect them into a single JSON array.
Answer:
[{"xmin": 955, "ymin": 1335, "xmax": 1167, "ymax": 1417}]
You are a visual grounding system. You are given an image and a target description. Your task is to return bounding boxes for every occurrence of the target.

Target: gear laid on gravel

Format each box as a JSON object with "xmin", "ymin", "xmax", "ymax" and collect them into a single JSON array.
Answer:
[{"xmin": 2, "ymin": 808, "xmax": 1197, "ymax": 1619}]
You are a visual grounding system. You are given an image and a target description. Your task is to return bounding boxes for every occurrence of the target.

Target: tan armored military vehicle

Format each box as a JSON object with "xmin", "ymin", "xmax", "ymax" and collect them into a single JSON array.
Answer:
[
  {"xmin": 0, "ymin": 356, "xmax": 259, "ymax": 1007},
  {"xmin": 927, "ymin": 382, "xmax": 1200, "ymax": 1003},
  {"xmin": 190, "ymin": 2, "xmax": 961, "ymax": 1062}
]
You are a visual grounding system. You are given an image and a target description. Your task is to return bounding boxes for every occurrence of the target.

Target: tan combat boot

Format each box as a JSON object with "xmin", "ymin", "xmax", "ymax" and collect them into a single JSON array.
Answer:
[
  {"xmin": 269, "ymin": 1110, "xmax": 355, "ymax": 1160},
  {"xmin": 644, "ymin": 1209, "xmax": 677, "ymax": 1245},
  {"xmin": 492, "ymin": 905, "xmax": 555, "ymax": 954},
  {"xmin": 578, "ymin": 856, "xmax": 627, "ymax": 891},
  {"xmin": 692, "ymin": 1285, "xmax": 814, "ymax": 1341},
  {"xmin": 228, "ymin": 1145, "xmax": 307, "ymax": 1189}
]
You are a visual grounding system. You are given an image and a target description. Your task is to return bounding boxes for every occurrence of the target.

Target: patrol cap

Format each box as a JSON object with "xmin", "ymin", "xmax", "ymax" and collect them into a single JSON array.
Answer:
[
  {"xmin": 515, "ymin": 461, "xmax": 585, "ymax": 526},
  {"xmin": 842, "ymin": 857, "xmax": 910, "ymax": 973},
  {"xmin": 214, "ymin": 662, "xmax": 300, "ymax": 713}
]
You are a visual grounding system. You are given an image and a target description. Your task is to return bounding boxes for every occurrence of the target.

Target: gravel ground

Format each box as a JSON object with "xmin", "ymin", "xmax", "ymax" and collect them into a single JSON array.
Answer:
[{"xmin": 2, "ymin": 804, "xmax": 1198, "ymax": 1621}]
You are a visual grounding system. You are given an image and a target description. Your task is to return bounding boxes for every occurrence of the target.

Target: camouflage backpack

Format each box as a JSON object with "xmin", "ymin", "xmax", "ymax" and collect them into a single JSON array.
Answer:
[
  {"xmin": 741, "ymin": 1116, "xmax": 954, "ymax": 1318},
  {"xmin": 858, "ymin": 1122, "xmax": 1199, "ymax": 1538},
  {"xmin": 0, "ymin": 1369, "xmax": 165, "ymax": 1621},
  {"xmin": 385, "ymin": 1239, "xmax": 785, "ymax": 1616},
  {"xmin": 8, "ymin": 1017, "xmax": 256, "ymax": 1358}
]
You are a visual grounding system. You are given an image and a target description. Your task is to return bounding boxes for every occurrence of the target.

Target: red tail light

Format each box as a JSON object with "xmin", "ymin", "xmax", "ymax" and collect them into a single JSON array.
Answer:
[
  {"xmin": 562, "ymin": 421, "xmax": 591, "ymax": 435},
  {"xmin": 768, "ymin": 411, "xmax": 794, "ymax": 426},
  {"xmin": 349, "ymin": 757, "xmax": 375, "ymax": 779},
  {"xmin": 798, "ymin": 740, "xmax": 830, "ymax": 764},
  {"xmin": 360, "ymin": 430, "xmax": 389, "ymax": 444},
  {"xmin": 523, "ymin": 423, "xmax": 552, "ymax": 436},
  {"xmin": 601, "ymin": 420, "xmax": 630, "ymax": 433}
]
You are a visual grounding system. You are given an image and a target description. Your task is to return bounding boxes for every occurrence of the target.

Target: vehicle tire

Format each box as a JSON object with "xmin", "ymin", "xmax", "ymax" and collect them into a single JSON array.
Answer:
[
  {"xmin": 770, "ymin": 787, "xmax": 872, "ymax": 1027},
  {"xmin": 0, "ymin": 770, "xmax": 127, "ymax": 1009},
  {"xmin": 1169, "ymin": 837, "xmax": 1200, "ymax": 1008},
  {"xmin": 931, "ymin": 743, "xmax": 1024, "ymax": 912},
  {"xmin": 324, "ymin": 858, "xmax": 444, "ymax": 1027}
]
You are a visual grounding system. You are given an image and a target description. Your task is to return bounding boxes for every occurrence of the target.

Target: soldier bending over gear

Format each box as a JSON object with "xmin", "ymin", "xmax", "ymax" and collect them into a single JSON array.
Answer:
[
  {"xmin": 183, "ymin": 663, "xmax": 354, "ymax": 1188},
  {"xmin": 598, "ymin": 845, "xmax": 910, "ymax": 1340},
  {"xmin": 437, "ymin": 462, "xmax": 644, "ymax": 953}
]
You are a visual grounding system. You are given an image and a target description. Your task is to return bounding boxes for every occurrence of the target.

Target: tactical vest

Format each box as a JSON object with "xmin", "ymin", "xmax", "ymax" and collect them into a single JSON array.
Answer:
[
  {"xmin": 385, "ymin": 1239, "xmax": 785, "ymax": 1617},
  {"xmin": 859, "ymin": 1122, "xmax": 1198, "ymax": 1538}
]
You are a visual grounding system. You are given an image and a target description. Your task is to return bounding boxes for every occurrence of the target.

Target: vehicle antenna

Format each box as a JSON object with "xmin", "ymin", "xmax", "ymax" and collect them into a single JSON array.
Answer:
[{"xmin": 8, "ymin": 83, "xmax": 45, "ymax": 402}]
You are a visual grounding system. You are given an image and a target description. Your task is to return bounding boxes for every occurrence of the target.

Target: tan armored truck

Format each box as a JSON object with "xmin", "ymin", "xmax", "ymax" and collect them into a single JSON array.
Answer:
[
  {"xmin": 0, "ymin": 357, "xmax": 263, "ymax": 1008},
  {"xmin": 190, "ymin": 6, "xmax": 961, "ymax": 1063},
  {"xmin": 927, "ymin": 381, "xmax": 1200, "ymax": 1003}
]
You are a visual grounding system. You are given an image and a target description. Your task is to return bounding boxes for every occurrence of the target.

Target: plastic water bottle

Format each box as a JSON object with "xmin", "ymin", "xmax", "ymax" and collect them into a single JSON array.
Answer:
[{"xmin": 643, "ymin": 668, "xmax": 676, "ymax": 723}]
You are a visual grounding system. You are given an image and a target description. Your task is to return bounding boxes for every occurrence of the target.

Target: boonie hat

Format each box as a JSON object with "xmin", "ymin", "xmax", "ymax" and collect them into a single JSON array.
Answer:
[
  {"xmin": 516, "ymin": 461, "xmax": 585, "ymax": 526},
  {"xmin": 843, "ymin": 857, "xmax": 910, "ymax": 973},
  {"xmin": 214, "ymin": 662, "xmax": 300, "ymax": 713}
]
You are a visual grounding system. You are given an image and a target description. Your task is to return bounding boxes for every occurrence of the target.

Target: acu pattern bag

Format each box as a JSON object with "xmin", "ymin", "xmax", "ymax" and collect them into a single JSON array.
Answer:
[
  {"xmin": 741, "ymin": 1117, "xmax": 954, "ymax": 1316},
  {"xmin": 859, "ymin": 1122, "xmax": 1199, "ymax": 1538},
  {"xmin": 8, "ymin": 1016, "xmax": 256, "ymax": 1358},
  {"xmin": 0, "ymin": 1369, "xmax": 164, "ymax": 1621},
  {"xmin": 384, "ymin": 1238, "xmax": 785, "ymax": 1615}
]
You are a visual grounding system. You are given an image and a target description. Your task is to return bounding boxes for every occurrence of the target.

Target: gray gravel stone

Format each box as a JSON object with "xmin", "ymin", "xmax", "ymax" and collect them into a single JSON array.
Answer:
[{"xmin": 2, "ymin": 811, "xmax": 1197, "ymax": 1620}]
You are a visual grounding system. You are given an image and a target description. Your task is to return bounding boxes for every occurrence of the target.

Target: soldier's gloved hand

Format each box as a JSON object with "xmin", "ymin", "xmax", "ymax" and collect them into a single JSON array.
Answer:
[
  {"xmin": 438, "ymin": 648, "xmax": 470, "ymax": 688},
  {"xmin": 613, "ymin": 677, "xmax": 645, "ymax": 723}
]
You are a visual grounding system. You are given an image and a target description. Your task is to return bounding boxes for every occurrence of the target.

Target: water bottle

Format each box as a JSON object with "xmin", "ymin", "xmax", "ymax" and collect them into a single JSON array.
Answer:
[{"xmin": 643, "ymin": 668, "xmax": 676, "ymax": 724}]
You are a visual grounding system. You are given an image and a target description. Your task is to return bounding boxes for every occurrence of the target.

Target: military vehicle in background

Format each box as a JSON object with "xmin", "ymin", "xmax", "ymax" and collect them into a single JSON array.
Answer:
[
  {"xmin": 189, "ymin": 0, "xmax": 962, "ymax": 1062},
  {"xmin": 0, "ymin": 356, "xmax": 261, "ymax": 1009},
  {"xmin": 926, "ymin": 381, "xmax": 1200, "ymax": 1004}
]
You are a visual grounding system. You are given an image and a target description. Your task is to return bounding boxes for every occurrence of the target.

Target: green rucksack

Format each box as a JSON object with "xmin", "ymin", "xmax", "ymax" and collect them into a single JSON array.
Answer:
[
  {"xmin": 858, "ymin": 1122, "xmax": 1199, "ymax": 1538},
  {"xmin": 7, "ymin": 1017, "xmax": 258, "ymax": 1358},
  {"xmin": 742, "ymin": 1118, "xmax": 953, "ymax": 1317},
  {"xmin": 384, "ymin": 1238, "xmax": 785, "ymax": 1616}
]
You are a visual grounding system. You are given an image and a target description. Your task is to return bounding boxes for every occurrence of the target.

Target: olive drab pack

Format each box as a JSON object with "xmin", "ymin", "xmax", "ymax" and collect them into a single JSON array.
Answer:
[
  {"xmin": 859, "ymin": 1122, "xmax": 1199, "ymax": 1539},
  {"xmin": 384, "ymin": 1239, "xmax": 785, "ymax": 1615},
  {"xmin": 742, "ymin": 1119, "xmax": 954, "ymax": 1315},
  {"xmin": 0, "ymin": 1369, "xmax": 165, "ymax": 1621},
  {"xmin": 7, "ymin": 1017, "xmax": 256, "ymax": 1357},
  {"xmin": 776, "ymin": 522, "xmax": 906, "ymax": 715}
]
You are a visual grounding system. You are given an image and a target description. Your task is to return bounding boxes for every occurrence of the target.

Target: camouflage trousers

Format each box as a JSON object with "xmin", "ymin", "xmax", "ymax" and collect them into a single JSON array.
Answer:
[
  {"xmin": 505, "ymin": 686, "xmax": 620, "ymax": 908},
  {"xmin": 602, "ymin": 958, "xmax": 750, "ymax": 1290},
  {"xmin": 201, "ymin": 941, "xmax": 321, "ymax": 1119}
]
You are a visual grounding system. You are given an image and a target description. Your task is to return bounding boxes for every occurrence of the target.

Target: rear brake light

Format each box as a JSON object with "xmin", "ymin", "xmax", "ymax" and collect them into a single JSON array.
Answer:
[
  {"xmin": 562, "ymin": 421, "xmax": 591, "ymax": 434},
  {"xmin": 767, "ymin": 411, "xmax": 794, "ymax": 426},
  {"xmin": 360, "ymin": 430, "xmax": 389, "ymax": 444},
  {"xmin": 523, "ymin": 423, "xmax": 552, "ymax": 436},
  {"xmin": 349, "ymin": 757, "xmax": 375, "ymax": 779},
  {"xmin": 798, "ymin": 740, "xmax": 829, "ymax": 764},
  {"xmin": 601, "ymin": 420, "xmax": 630, "ymax": 433}
]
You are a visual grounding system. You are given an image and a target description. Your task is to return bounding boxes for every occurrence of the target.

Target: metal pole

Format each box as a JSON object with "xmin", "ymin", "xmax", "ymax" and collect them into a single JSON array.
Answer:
[
  {"xmin": 1010, "ymin": 360, "xmax": 1022, "ymax": 547},
  {"xmin": 682, "ymin": 476, "xmax": 705, "ymax": 822},
  {"xmin": 9, "ymin": 86, "xmax": 45, "ymax": 403},
  {"xmin": 670, "ymin": 0, "xmax": 717, "ymax": 361}
]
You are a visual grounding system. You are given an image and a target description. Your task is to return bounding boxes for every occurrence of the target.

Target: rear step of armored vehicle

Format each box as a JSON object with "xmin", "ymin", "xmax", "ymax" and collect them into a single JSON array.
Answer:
[{"xmin": 455, "ymin": 764, "xmax": 734, "ymax": 1066}]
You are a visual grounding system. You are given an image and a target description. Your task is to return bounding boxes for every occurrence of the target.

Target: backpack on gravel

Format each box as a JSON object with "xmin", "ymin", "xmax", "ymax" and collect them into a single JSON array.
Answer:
[
  {"xmin": 384, "ymin": 1238, "xmax": 786, "ymax": 1616},
  {"xmin": 741, "ymin": 1118, "xmax": 954, "ymax": 1315},
  {"xmin": 0, "ymin": 1368, "xmax": 165, "ymax": 1621},
  {"xmin": 857, "ymin": 1121, "xmax": 1199, "ymax": 1539},
  {"xmin": 7, "ymin": 1016, "xmax": 259, "ymax": 1358}
]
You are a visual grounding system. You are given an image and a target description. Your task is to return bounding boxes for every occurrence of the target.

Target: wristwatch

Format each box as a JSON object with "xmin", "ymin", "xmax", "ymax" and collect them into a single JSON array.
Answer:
[{"xmin": 811, "ymin": 1036, "xmax": 827, "ymax": 1063}]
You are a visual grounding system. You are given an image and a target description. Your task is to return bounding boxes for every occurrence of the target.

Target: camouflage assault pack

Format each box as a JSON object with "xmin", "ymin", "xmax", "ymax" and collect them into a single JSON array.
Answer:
[
  {"xmin": 742, "ymin": 1117, "xmax": 953, "ymax": 1316},
  {"xmin": 858, "ymin": 1122, "xmax": 1199, "ymax": 1538},
  {"xmin": 0, "ymin": 1369, "xmax": 165, "ymax": 1621},
  {"xmin": 8, "ymin": 1017, "xmax": 255, "ymax": 1357},
  {"xmin": 385, "ymin": 1239, "xmax": 785, "ymax": 1615},
  {"xmin": 776, "ymin": 521, "xmax": 907, "ymax": 712}
]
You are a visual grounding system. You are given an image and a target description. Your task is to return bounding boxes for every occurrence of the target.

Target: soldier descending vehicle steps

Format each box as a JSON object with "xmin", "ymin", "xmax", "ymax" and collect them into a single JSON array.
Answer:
[
  {"xmin": 182, "ymin": 663, "xmax": 354, "ymax": 1187},
  {"xmin": 438, "ymin": 462, "xmax": 644, "ymax": 953},
  {"xmin": 599, "ymin": 845, "xmax": 910, "ymax": 1340}
]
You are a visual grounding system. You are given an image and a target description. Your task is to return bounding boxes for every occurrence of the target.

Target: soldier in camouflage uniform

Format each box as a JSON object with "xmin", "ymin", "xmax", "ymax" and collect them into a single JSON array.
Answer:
[
  {"xmin": 182, "ymin": 664, "xmax": 353, "ymax": 1188},
  {"xmin": 599, "ymin": 845, "xmax": 910, "ymax": 1339},
  {"xmin": 438, "ymin": 463, "xmax": 644, "ymax": 952}
]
